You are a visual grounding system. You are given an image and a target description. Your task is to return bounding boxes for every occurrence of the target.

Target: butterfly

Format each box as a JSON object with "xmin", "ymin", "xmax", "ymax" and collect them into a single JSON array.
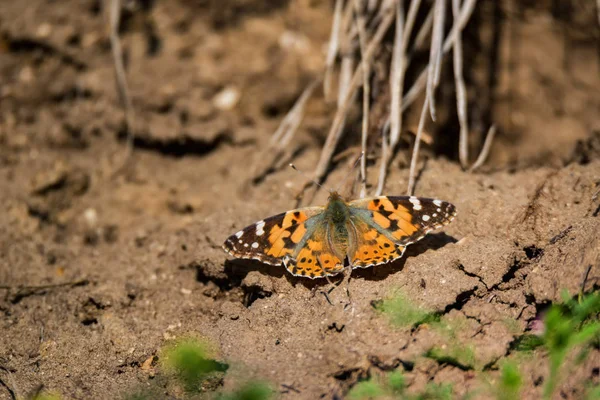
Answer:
[{"xmin": 223, "ymin": 191, "xmax": 456, "ymax": 279}]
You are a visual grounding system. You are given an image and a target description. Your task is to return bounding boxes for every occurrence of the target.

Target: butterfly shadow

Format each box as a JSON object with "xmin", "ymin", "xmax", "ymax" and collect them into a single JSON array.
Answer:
[
  {"xmin": 223, "ymin": 259, "xmax": 338, "ymax": 290},
  {"xmin": 351, "ymin": 232, "xmax": 458, "ymax": 282}
]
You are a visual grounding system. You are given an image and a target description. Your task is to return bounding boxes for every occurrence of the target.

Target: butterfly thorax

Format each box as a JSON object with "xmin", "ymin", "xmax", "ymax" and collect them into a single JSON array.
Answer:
[{"xmin": 323, "ymin": 191, "xmax": 356, "ymax": 261}]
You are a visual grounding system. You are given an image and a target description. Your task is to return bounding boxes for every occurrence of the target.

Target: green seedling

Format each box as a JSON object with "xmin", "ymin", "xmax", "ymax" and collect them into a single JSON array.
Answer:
[
  {"xmin": 494, "ymin": 361, "xmax": 522, "ymax": 400},
  {"xmin": 348, "ymin": 379, "xmax": 386, "ymax": 400},
  {"xmin": 30, "ymin": 393, "xmax": 63, "ymax": 400},
  {"xmin": 542, "ymin": 291, "xmax": 600, "ymax": 399},
  {"xmin": 424, "ymin": 345, "xmax": 476, "ymax": 371},
  {"xmin": 377, "ymin": 292, "xmax": 439, "ymax": 328},
  {"xmin": 160, "ymin": 337, "xmax": 229, "ymax": 393},
  {"xmin": 414, "ymin": 383, "xmax": 453, "ymax": 400},
  {"xmin": 216, "ymin": 381, "xmax": 273, "ymax": 400},
  {"xmin": 585, "ymin": 384, "xmax": 600, "ymax": 400},
  {"xmin": 348, "ymin": 370, "xmax": 454, "ymax": 400}
]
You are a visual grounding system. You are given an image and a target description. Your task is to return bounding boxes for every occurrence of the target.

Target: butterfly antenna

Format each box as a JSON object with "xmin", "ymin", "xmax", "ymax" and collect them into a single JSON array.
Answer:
[
  {"xmin": 289, "ymin": 163, "xmax": 325, "ymax": 190},
  {"xmin": 335, "ymin": 152, "xmax": 364, "ymax": 193}
]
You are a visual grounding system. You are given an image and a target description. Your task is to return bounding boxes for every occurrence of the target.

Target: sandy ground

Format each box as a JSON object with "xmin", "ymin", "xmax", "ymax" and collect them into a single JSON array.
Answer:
[{"xmin": 0, "ymin": 1, "xmax": 599, "ymax": 399}]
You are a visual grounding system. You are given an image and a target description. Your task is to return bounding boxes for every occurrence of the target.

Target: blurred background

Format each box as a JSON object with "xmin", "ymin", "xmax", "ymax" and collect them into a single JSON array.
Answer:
[{"xmin": 0, "ymin": 1, "xmax": 599, "ymax": 399}]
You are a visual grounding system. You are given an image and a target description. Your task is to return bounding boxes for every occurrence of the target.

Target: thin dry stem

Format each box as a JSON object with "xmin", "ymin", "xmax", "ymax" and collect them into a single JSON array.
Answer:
[
  {"xmin": 468, "ymin": 125, "xmax": 496, "ymax": 172},
  {"xmin": 376, "ymin": 121, "xmax": 391, "ymax": 196},
  {"xmin": 403, "ymin": 0, "xmax": 476, "ymax": 112},
  {"xmin": 377, "ymin": 0, "xmax": 423, "ymax": 195},
  {"xmin": 108, "ymin": 0, "xmax": 135, "ymax": 173},
  {"xmin": 453, "ymin": 0, "xmax": 469, "ymax": 169},
  {"xmin": 311, "ymin": 9, "xmax": 395, "ymax": 186},
  {"xmin": 254, "ymin": 78, "xmax": 320, "ymax": 178},
  {"xmin": 377, "ymin": 1, "xmax": 405, "ymax": 196},
  {"xmin": 0, "ymin": 365, "xmax": 19, "ymax": 400},
  {"xmin": 426, "ymin": 0, "xmax": 446, "ymax": 122},
  {"xmin": 337, "ymin": 1, "xmax": 357, "ymax": 108},
  {"xmin": 270, "ymin": 79, "xmax": 320, "ymax": 149},
  {"xmin": 353, "ymin": 0, "xmax": 370, "ymax": 198},
  {"xmin": 407, "ymin": 96, "xmax": 429, "ymax": 195},
  {"xmin": 389, "ymin": 1, "xmax": 405, "ymax": 150},
  {"xmin": 324, "ymin": 0, "xmax": 344, "ymax": 100}
]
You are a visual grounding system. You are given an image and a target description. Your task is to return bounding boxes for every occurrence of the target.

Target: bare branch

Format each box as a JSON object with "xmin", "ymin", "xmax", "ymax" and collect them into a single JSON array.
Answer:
[
  {"xmin": 377, "ymin": 0, "xmax": 424, "ymax": 195},
  {"xmin": 453, "ymin": 0, "xmax": 469, "ymax": 169},
  {"xmin": 468, "ymin": 125, "xmax": 497, "ymax": 172},
  {"xmin": 407, "ymin": 96, "xmax": 429, "ymax": 195},
  {"xmin": 426, "ymin": 0, "xmax": 446, "ymax": 122},
  {"xmin": 311, "ymin": 9, "xmax": 396, "ymax": 186},
  {"xmin": 403, "ymin": 0, "xmax": 477, "ymax": 113},
  {"xmin": 377, "ymin": 1, "xmax": 405, "ymax": 196},
  {"xmin": 108, "ymin": 0, "xmax": 135, "ymax": 171},
  {"xmin": 324, "ymin": 0, "xmax": 344, "ymax": 100},
  {"xmin": 389, "ymin": 1, "xmax": 405, "ymax": 150},
  {"xmin": 376, "ymin": 120, "xmax": 391, "ymax": 196},
  {"xmin": 353, "ymin": 0, "xmax": 370, "ymax": 198},
  {"xmin": 270, "ymin": 79, "xmax": 320, "ymax": 149}
]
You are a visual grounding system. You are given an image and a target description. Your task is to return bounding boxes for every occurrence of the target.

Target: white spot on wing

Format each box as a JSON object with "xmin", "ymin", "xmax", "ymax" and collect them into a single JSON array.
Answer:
[
  {"xmin": 433, "ymin": 199, "xmax": 443, "ymax": 207},
  {"xmin": 244, "ymin": 243, "xmax": 249, "ymax": 247},
  {"xmin": 256, "ymin": 220, "xmax": 265, "ymax": 236},
  {"xmin": 251, "ymin": 242, "xmax": 259, "ymax": 249},
  {"xmin": 422, "ymin": 215, "xmax": 430, "ymax": 221},
  {"xmin": 235, "ymin": 230, "xmax": 244, "ymax": 238},
  {"xmin": 409, "ymin": 196, "xmax": 422, "ymax": 210}
]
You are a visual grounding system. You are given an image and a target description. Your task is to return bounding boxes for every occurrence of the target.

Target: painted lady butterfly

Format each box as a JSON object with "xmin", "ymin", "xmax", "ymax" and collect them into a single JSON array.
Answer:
[{"xmin": 223, "ymin": 192, "xmax": 456, "ymax": 279}]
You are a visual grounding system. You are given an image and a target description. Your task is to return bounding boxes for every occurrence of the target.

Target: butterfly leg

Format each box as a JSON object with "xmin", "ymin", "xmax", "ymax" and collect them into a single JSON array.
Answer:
[{"xmin": 340, "ymin": 257, "xmax": 355, "ymax": 313}]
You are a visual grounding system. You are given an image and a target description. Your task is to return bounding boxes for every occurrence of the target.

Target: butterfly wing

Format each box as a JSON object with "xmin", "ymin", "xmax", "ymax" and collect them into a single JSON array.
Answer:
[
  {"xmin": 348, "ymin": 196, "xmax": 456, "ymax": 268},
  {"xmin": 223, "ymin": 207, "xmax": 324, "ymax": 266},
  {"xmin": 223, "ymin": 207, "xmax": 346, "ymax": 279},
  {"xmin": 284, "ymin": 222, "xmax": 346, "ymax": 278}
]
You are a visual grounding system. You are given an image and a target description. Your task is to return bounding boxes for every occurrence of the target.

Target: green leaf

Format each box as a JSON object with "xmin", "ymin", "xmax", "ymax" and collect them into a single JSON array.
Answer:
[
  {"xmin": 585, "ymin": 384, "xmax": 600, "ymax": 400},
  {"xmin": 347, "ymin": 380, "xmax": 386, "ymax": 400},
  {"xmin": 31, "ymin": 393, "xmax": 63, "ymax": 400},
  {"xmin": 415, "ymin": 383, "xmax": 453, "ymax": 400},
  {"xmin": 496, "ymin": 362, "xmax": 522, "ymax": 400},
  {"xmin": 570, "ymin": 323, "xmax": 600, "ymax": 346},
  {"xmin": 217, "ymin": 381, "xmax": 273, "ymax": 400},
  {"xmin": 378, "ymin": 292, "xmax": 437, "ymax": 328},
  {"xmin": 160, "ymin": 337, "xmax": 228, "ymax": 393},
  {"xmin": 511, "ymin": 334, "xmax": 545, "ymax": 352},
  {"xmin": 387, "ymin": 370, "xmax": 406, "ymax": 394}
]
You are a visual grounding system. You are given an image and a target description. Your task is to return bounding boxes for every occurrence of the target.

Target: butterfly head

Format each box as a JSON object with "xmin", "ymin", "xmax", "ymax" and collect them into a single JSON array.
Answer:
[
  {"xmin": 326, "ymin": 190, "xmax": 350, "ymax": 224},
  {"xmin": 327, "ymin": 190, "xmax": 343, "ymax": 201}
]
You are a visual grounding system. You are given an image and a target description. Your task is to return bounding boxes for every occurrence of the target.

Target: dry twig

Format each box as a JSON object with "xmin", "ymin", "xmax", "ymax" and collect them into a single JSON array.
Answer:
[
  {"xmin": 324, "ymin": 0, "xmax": 344, "ymax": 100},
  {"xmin": 467, "ymin": 125, "xmax": 497, "ymax": 172},
  {"xmin": 254, "ymin": 79, "xmax": 320, "ymax": 177},
  {"xmin": 311, "ymin": 9, "xmax": 395, "ymax": 189},
  {"xmin": 407, "ymin": 97, "xmax": 429, "ymax": 195},
  {"xmin": 108, "ymin": 0, "xmax": 135, "ymax": 174},
  {"xmin": 453, "ymin": 0, "xmax": 469, "ymax": 169},
  {"xmin": 426, "ymin": 0, "xmax": 446, "ymax": 122},
  {"xmin": 353, "ymin": 0, "xmax": 370, "ymax": 198},
  {"xmin": 0, "ymin": 366, "xmax": 18, "ymax": 400}
]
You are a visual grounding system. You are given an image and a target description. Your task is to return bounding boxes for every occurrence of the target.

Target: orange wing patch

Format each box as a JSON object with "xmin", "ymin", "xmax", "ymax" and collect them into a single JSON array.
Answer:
[
  {"xmin": 266, "ymin": 211, "xmax": 311, "ymax": 258},
  {"xmin": 284, "ymin": 227, "xmax": 345, "ymax": 278},
  {"xmin": 364, "ymin": 198, "xmax": 418, "ymax": 240},
  {"xmin": 351, "ymin": 224, "xmax": 406, "ymax": 268}
]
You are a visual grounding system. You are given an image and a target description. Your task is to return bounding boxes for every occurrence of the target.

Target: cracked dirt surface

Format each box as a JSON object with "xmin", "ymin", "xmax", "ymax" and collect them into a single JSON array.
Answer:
[{"xmin": 1, "ymin": 1, "xmax": 599, "ymax": 399}]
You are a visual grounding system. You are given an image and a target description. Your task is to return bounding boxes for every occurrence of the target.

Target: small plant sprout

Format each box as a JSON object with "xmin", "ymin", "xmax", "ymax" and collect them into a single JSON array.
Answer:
[{"xmin": 160, "ymin": 337, "xmax": 229, "ymax": 393}]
